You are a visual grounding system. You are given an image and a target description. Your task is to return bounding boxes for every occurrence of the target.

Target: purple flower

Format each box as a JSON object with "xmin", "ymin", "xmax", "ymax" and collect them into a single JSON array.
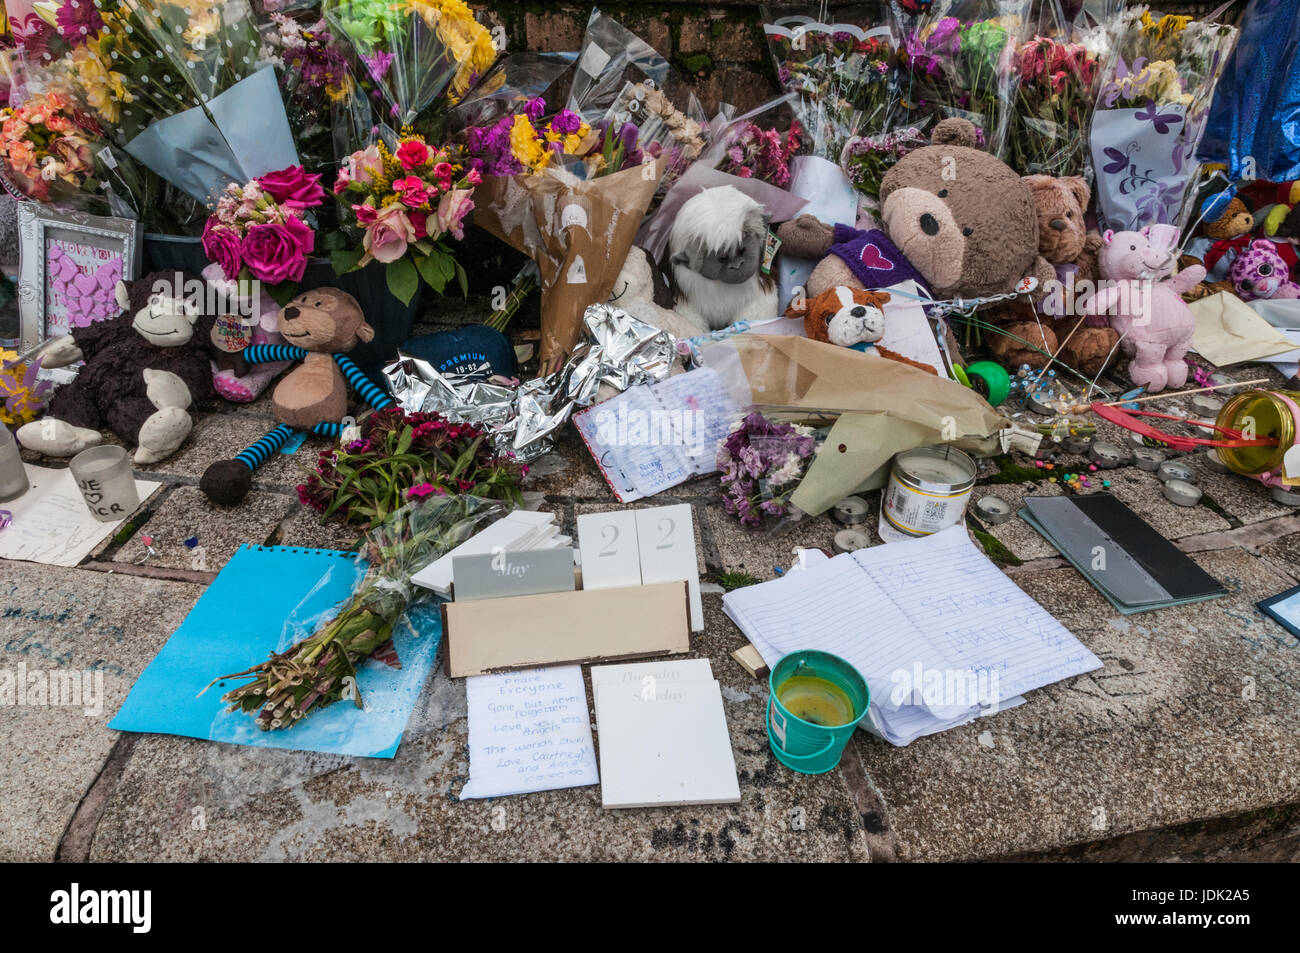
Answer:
[
  {"xmin": 363, "ymin": 51, "xmax": 394, "ymax": 83},
  {"xmin": 550, "ymin": 109, "xmax": 584, "ymax": 135}
]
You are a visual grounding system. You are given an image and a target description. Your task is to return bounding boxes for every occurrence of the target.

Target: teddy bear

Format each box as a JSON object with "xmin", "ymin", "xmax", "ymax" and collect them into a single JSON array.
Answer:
[
  {"xmin": 877, "ymin": 118, "xmax": 1056, "ymax": 301},
  {"xmin": 201, "ymin": 263, "xmax": 292, "ymax": 403},
  {"xmin": 794, "ymin": 286, "xmax": 937, "ymax": 374},
  {"xmin": 1180, "ymin": 196, "xmax": 1256, "ymax": 300},
  {"xmin": 1085, "ymin": 226, "xmax": 1205, "ymax": 392},
  {"xmin": 17, "ymin": 271, "xmax": 215, "ymax": 463},
  {"xmin": 773, "ymin": 217, "xmax": 930, "ymax": 300},
  {"xmin": 200, "ymin": 287, "xmax": 395, "ymax": 505},
  {"xmin": 984, "ymin": 175, "xmax": 1120, "ymax": 376},
  {"xmin": 1228, "ymin": 238, "xmax": 1300, "ymax": 301}
]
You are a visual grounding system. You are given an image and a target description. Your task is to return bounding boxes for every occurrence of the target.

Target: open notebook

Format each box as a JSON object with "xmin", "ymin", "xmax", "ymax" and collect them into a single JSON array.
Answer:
[{"xmin": 723, "ymin": 526, "xmax": 1101, "ymax": 746}]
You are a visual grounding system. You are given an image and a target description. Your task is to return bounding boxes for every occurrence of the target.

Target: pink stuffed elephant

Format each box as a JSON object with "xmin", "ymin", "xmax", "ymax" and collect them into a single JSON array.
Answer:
[{"xmin": 1087, "ymin": 225, "xmax": 1205, "ymax": 392}]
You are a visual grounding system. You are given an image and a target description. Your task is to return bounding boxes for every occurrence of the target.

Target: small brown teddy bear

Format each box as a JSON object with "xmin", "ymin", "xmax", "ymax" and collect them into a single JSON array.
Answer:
[
  {"xmin": 794, "ymin": 286, "xmax": 937, "ymax": 374},
  {"xmin": 985, "ymin": 175, "xmax": 1120, "ymax": 376},
  {"xmin": 1181, "ymin": 196, "xmax": 1254, "ymax": 299},
  {"xmin": 200, "ymin": 287, "xmax": 395, "ymax": 505}
]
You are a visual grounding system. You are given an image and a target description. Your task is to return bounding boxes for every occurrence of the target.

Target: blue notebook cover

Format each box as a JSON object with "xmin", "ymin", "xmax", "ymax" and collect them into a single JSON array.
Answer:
[{"xmin": 110, "ymin": 544, "xmax": 443, "ymax": 758}]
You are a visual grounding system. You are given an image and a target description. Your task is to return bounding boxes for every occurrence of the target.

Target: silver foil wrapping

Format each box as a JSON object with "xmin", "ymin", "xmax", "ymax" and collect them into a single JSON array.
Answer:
[{"xmin": 381, "ymin": 304, "xmax": 676, "ymax": 462}]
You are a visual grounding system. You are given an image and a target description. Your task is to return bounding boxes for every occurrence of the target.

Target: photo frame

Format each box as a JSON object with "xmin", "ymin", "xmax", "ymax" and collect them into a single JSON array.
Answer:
[
  {"xmin": 15, "ymin": 203, "xmax": 143, "ymax": 352},
  {"xmin": 1258, "ymin": 583, "xmax": 1300, "ymax": 642}
]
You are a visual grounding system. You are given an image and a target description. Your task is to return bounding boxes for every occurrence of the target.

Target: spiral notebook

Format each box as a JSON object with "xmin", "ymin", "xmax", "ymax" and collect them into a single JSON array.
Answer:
[{"xmin": 110, "ymin": 544, "xmax": 443, "ymax": 758}]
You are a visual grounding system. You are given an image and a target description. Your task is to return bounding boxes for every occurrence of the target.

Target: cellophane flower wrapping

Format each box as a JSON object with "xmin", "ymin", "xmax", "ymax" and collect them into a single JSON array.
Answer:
[
  {"xmin": 1005, "ymin": 2, "xmax": 1107, "ymax": 177},
  {"xmin": 763, "ymin": 12, "xmax": 903, "ymax": 164},
  {"xmin": 265, "ymin": 11, "xmax": 360, "ymax": 174},
  {"xmin": 897, "ymin": 0, "xmax": 1032, "ymax": 161},
  {"xmin": 324, "ymin": 0, "xmax": 497, "ymax": 130},
  {"xmin": 565, "ymin": 9, "xmax": 713, "ymax": 204},
  {"xmin": 1089, "ymin": 6, "xmax": 1238, "ymax": 232},
  {"xmin": 214, "ymin": 492, "xmax": 507, "ymax": 730}
]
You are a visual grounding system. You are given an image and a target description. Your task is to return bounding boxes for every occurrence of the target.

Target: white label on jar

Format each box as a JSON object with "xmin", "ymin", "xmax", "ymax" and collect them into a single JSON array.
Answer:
[{"xmin": 882, "ymin": 478, "xmax": 972, "ymax": 536}]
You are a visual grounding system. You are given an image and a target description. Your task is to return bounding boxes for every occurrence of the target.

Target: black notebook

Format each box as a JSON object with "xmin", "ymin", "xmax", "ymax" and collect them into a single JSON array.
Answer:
[{"xmin": 1020, "ymin": 494, "xmax": 1228, "ymax": 614}]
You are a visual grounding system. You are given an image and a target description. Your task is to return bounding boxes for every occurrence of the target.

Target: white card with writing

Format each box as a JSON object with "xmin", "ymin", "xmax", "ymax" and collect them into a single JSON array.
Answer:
[
  {"xmin": 589, "ymin": 658, "xmax": 714, "ymax": 722},
  {"xmin": 459, "ymin": 665, "xmax": 599, "ymax": 800},
  {"xmin": 634, "ymin": 504, "xmax": 702, "ymax": 632}
]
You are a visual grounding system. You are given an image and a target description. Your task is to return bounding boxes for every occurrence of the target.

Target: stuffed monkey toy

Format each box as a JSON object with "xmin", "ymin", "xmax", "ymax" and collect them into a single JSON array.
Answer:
[{"xmin": 200, "ymin": 287, "xmax": 393, "ymax": 504}]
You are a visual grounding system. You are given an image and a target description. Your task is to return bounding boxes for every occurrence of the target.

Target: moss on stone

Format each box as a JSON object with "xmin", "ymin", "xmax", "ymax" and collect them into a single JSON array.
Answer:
[
  {"xmin": 969, "ymin": 524, "xmax": 1024, "ymax": 567},
  {"xmin": 717, "ymin": 570, "xmax": 761, "ymax": 591}
]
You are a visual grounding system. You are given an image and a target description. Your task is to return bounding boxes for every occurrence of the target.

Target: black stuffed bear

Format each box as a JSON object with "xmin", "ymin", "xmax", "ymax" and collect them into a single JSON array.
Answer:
[{"xmin": 17, "ymin": 270, "xmax": 215, "ymax": 463}]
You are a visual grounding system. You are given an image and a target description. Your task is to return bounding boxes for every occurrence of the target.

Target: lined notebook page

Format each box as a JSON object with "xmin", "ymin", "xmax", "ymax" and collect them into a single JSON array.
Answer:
[
  {"xmin": 851, "ymin": 526, "xmax": 1101, "ymax": 701},
  {"xmin": 722, "ymin": 554, "xmax": 951, "ymax": 713}
]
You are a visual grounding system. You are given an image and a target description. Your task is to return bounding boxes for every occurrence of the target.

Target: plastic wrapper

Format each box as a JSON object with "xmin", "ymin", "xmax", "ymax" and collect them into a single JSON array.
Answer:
[
  {"xmin": 1088, "ymin": 4, "xmax": 1238, "ymax": 232},
  {"xmin": 443, "ymin": 52, "xmax": 577, "ymax": 138},
  {"xmin": 1198, "ymin": 0, "xmax": 1300, "ymax": 205},
  {"xmin": 1005, "ymin": 1, "xmax": 1108, "ymax": 177},
  {"xmin": 211, "ymin": 493, "xmax": 507, "ymax": 731},
  {"xmin": 472, "ymin": 159, "xmax": 666, "ymax": 369},
  {"xmin": 324, "ymin": 0, "xmax": 498, "ymax": 130},
  {"xmin": 383, "ymin": 302, "xmax": 676, "ymax": 461},
  {"xmin": 896, "ymin": 0, "xmax": 1032, "ymax": 161},
  {"xmin": 763, "ymin": 10, "xmax": 903, "ymax": 161},
  {"xmin": 694, "ymin": 333, "xmax": 1007, "ymax": 515}
]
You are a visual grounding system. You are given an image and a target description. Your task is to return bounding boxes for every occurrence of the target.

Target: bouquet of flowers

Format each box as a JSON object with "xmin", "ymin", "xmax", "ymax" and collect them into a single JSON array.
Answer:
[
  {"xmin": 1006, "ymin": 33, "xmax": 1102, "ymax": 176},
  {"xmin": 460, "ymin": 97, "xmax": 592, "ymax": 177},
  {"xmin": 201, "ymin": 165, "xmax": 326, "ymax": 297},
  {"xmin": 715, "ymin": 119, "xmax": 801, "ymax": 187},
  {"xmin": 765, "ymin": 18, "xmax": 900, "ymax": 160},
  {"xmin": 210, "ymin": 492, "xmax": 506, "ymax": 730},
  {"xmin": 840, "ymin": 126, "xmax": 929, "ymax": 200},
  {"xmin": 330, "ymin": 129, "xmax": 480, "ymax": 305},
  {"xmin": 717, "ymin": 413, "xmax": 819, "ymax": 528},
  {"xmin": 296, "ymin": 406, "xmax": 526, "ymax": 525},
  {"xmin": 1089, "ymin": 7, "xmax": 1238, "ymax": 231},
  {"xmin": 324, "ymin": 0, "xmax": 497, "ymax": 130},
  {"xmin": 0, "ymin": 89, "xmax": 99, "ymax": 202},
  {"xmin": 897, "ymin": 1, "xmax": 1031, "ymax": 159},
  {"xmin": 29, "ymin": 0, "xmax": 300, "ymax": 209},
  {"xmin": 0, "ymin": 349, "xmax": 51, "ymax": 428},
  {"xmin": 265, "ymin": 12, "xmax": 357, "ymax": 174}
]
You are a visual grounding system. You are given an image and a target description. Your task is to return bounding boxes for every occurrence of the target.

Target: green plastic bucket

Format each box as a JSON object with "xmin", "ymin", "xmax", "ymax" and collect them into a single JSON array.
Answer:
[{"xmin": 767, "ymin": 651, "xmax": 870, "ymax": 774}]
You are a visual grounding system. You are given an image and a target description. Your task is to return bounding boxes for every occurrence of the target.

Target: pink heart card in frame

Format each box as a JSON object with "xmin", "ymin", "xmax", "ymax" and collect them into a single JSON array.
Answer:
[{"xmin": 16, "ymin": 204, "xmax": 142, "ymax": 352}]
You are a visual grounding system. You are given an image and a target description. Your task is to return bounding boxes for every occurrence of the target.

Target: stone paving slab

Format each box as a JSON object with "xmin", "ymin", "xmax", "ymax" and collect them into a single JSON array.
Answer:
[
  {"xmin": 0, "ymin": 563, "xmax": 202, "ymax": 861},
  {"xmin": 856, "ymin": 548, "xmax": 1300, "ymax": 862},
  {"xmin": 88, "ymin": 595, "xmax": 871, "ymax": 862}
]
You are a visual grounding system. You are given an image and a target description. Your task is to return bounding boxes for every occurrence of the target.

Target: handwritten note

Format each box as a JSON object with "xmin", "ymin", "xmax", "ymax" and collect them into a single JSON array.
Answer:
[
  {"xmin": 0, "ymin": 464, "xmax": 159, "ymax": 567},
  {"xmin": 573, "ymin": 367, "xmax": 738, "ymax": 502},
  {"xmin": 459, "ymin": 665, "xmax": 599, "ymax": 800}
]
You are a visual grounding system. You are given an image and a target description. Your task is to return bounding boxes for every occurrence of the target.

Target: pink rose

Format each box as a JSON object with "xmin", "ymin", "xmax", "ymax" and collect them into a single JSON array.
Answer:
[
  {"xmin": 435, "ymin": 189, "xmax": 474, "ymax": 241},
  {"xmin": 201, "ymin": 219, "xmax": 243, "ymax": 280},
  {"xmin": 241, "ymin": 216, "xmax": 314, "ymax": 284},
  {"xmin": 257, "ymin": 165, "xmax": 326, "ymax": 209},
  {"xmin": 395, "ymin": 139, "xmax": 430, "ymax": 170},
  {"xmin": 362, "ymin": 204, "xmax": 414, "ymax": 264},
  {"xmin": 349, "ymin": 145, "xmax": 383, "ymax": 186}
]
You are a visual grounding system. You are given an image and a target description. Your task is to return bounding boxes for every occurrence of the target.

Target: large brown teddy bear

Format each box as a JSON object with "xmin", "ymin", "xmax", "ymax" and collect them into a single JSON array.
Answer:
[
  {"xmin": 877, "ymin": 118, "xmax": 1055, "ymax": 300},
  {"xmin": 985, "ymin": 175, "xmax": 1120, "ymax": 375}
]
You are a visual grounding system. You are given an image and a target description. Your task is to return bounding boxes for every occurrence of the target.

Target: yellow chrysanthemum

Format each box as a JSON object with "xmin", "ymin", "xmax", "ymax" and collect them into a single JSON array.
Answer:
[
  {"xmin": 407, "ymin": 0, "xmax": 496, "ymax": 100},
  {"xmin": 509, "ymin": 114, "xmax": 548, "ymax": 171}
]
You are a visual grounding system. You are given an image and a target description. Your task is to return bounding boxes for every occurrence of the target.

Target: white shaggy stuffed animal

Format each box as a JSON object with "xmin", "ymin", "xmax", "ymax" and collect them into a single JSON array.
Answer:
[{"xmin": 667, "ymin": 186, "xmax": 779, "ymax": 331}]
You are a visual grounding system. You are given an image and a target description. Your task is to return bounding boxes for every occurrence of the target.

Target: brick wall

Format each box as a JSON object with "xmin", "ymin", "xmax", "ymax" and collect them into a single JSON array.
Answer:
[{"xmin": 476, "ymin": 2, "xmax": 1245, "ymax": 115}]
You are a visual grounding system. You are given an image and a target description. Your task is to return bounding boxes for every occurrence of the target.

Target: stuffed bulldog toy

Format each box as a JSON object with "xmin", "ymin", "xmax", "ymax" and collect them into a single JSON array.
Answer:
[
  {"xmin": 794, "ymin": 286, "xmax": 937, "ymax": 374},
  {"xmin": 200, "ymin": 287, "xmax": 394, "ymax": 504},
  {"xmin": 17, "ymin": 271, "xmax": 214, "ymax": 464}
]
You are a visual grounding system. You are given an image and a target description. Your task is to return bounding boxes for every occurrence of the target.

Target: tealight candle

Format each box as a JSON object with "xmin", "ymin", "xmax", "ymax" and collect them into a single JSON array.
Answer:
[
  {"xmin": 1162, "ymin": 479, "xmax": 1202, "ymax": 507},
  {"xmin": 831, "ymin": 495, "xmax": 869, "ymax": 526},
  {"xmin": 1089, "ymin": 440, "xmax": 1131, "ymax": 469},
  {"xmin": 1158, "ymin": 461, "xmax": 1197, "ymax": 484},
  {"xmin": 1134, "ymin": 446, "xmax": 1166, "ymax": 471},
  {"xmin": 975, "ymin": 495, "xmax": 1013, "ymax": 525},
  {"xmin": 834, "ymin": 529, "xmax": 871, "ymax": 553}
]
